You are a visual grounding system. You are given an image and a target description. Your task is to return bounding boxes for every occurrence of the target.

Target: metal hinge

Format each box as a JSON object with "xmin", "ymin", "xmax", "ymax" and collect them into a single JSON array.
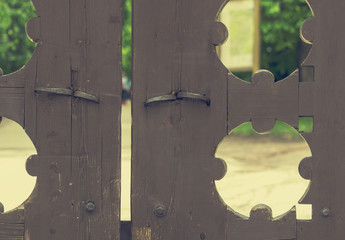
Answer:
[
  {"xmin": 144, "ymin": 91, "xmax": 210, "ymax": 106},
  {"xmin": 35, "ymin": 87, "xmax": 99, "ymax": 103}
]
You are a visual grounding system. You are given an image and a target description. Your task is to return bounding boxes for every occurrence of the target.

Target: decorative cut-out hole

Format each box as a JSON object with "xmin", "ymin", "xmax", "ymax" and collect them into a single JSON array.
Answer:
[
  {"xmin": 215, "ymin": 121, "xmax": 311, "ymax": 218},
  {"xmin": 217, "ymin": 0, "xmax": 312, "ymax": 81},
  {"xmin": 296, "ymin": 204, "xmax": 312, "ymax": 220},
  {"xmin": 299, "ymin": 116, "xmax": 313, "ymax": 132},
  {"xmin": 0, "ymin": 118, "xmax": 36, "ymax": 213},
  {"xmin": 0, "ymin": 0, "xmax": 37, "ymax": 74}
]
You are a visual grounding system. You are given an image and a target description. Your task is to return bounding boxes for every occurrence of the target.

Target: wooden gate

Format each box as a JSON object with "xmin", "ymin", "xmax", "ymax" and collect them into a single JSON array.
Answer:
[{"xmin": 1, "ymin": 0, "xmax": 345, "ymax": 239}]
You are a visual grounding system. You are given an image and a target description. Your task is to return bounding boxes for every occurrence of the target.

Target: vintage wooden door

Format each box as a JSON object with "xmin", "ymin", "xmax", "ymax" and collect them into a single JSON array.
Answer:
[{"xmin": 1, "ymin": 0, "xmax": 345, "ymax": 239}]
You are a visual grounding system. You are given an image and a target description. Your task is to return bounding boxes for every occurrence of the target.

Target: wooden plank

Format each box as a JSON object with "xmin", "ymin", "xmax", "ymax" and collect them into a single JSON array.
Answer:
[
  {"xmin": 0, "ymin": 70, "xmax": 25, "ymax": 127},
  {"xmin": 23, "ymin": 0, "xmax": 74, "ymax": 239},
  {"xmin": 297, "ymin": 0, "xmax": 345, "ymax": 239},
  {"xmin": 0, "ymin": 73, "xmax": 25, "ymax": 88},
  {"xmin": 132, "ymin": 0, "xmax": 228, "ymax": 239},
  {"xmin": 228, "ymin": 205, "xmax": 296, "ymax": 240},
  {"xmin": 22, "ymin": 0, "xmax": 122, "ymax": 239},
  {"xmin": 0, "ymin": 209, "xmax": 24, "ymax": 240},
  {"xmin": 0, "ymin": 88, "xmax": 24, "ymax": 127},
  {"xmin": 69, "ymin": 0, "xmax": 122, "ymax": 239},
  {"xmin": 228, "ymin": 70, "xmax": 299, "ymax": 133}
]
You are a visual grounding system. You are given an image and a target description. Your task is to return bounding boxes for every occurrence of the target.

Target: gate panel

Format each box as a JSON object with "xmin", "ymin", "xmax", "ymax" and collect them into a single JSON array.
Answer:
[
  {"xmin": 0, "ymin": 0, "xmax": 122, "ymax": 239},
  {"xmin": 133, "ymin": 0, "xmax": 345, "ymax": 240},
  {"xmin": 132, "ymin": 0, "xmax": 228, "ymax": 239}
]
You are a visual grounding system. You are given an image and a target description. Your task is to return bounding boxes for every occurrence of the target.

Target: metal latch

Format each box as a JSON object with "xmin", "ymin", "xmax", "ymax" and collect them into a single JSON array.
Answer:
[
  {"xmin": 144, "ymin": 91, "xmax": 210, "ymax": 106},
  {"xmin": 35, "ymin": 87, "xmax": 99, "ymax": 103}
]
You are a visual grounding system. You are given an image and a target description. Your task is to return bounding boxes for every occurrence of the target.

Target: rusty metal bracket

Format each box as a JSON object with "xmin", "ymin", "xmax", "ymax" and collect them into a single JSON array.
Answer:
[
  {"xmin": 144, "ymin": 91, "xmax": 210, "ymax": 106},
  {"xmin": 35, "ymin": 87, "xmax": 99, "ymax": 103}
]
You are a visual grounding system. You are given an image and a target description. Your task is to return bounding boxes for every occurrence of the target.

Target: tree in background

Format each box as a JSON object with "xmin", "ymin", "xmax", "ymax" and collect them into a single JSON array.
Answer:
[
  {"xmin": 122, "ymin": 0, "xmax": 132, "ymax": 81},
  {"xmin": 0, "ymin": 0, "xmax": 36, "ymax": 75},
  {"xmin": 260, "ymin": 0, "xmax": 312, "ymax": 80}
]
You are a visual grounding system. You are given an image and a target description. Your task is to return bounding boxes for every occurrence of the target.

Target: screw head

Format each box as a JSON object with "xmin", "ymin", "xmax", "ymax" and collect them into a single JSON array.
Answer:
[
  {"xmin": 85, "ymin": 201, "xmax": 96, "ymax": 212},
  {"xmin": 154, "ymin": 204, "xmax": 167, "ymax": 218},
  {"xmin": 321, "ymin": 207, "xmax": 330, "ymax": 217},
  {"xmin": 200, "ymin": 233, "xmax": 206, "ymax": 239}
]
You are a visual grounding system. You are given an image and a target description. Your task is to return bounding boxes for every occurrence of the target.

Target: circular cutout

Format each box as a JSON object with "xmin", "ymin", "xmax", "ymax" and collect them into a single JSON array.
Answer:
[
  {"xmin": 0, "ymin": 118, "xmax": 37, "ymax": 213},
  {"xmin": 0, "ymin": 0, "xmax": 37, "ymax": 74},
  {"xmin": 217, "ymin": 0, "xmax": 312, "ymax": 81},
  {"xmin": 215, "ymin": 121, "xmax": 311, "ymax": 217}
]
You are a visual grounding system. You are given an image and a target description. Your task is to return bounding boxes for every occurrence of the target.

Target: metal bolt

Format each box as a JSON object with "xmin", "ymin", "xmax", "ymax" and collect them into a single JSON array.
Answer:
[
  {"xmin": 200, "ymin": 233, "xmax": 206, "ymax": 239},
  {"xmin": 85, "ymin": 201, "xmax": 96, "ymax": 212},
  {"xmin": 0, "ymin": 202, "xmax": 4, "ymax": 214},
  {"xmin": 321, "ymin": 207, "xmax": 330, "ymax": 217},
  {"xmin": 154, "ymin": 204, "xmax": 167, "ymax": 218}
]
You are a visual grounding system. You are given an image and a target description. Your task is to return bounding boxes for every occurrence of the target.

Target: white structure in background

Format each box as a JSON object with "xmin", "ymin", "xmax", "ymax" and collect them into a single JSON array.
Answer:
[{"xmin": 219, "ymin": 0, "xmax": 260, "ymax": 73}]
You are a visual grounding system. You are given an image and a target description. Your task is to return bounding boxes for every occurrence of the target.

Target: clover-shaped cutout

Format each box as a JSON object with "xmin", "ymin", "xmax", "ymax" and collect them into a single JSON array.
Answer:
[
  {"xmin": 215, "ymin": 121, "xmax": 311, "ymax": 218},
  {"xmin": 0, "ymin": 118, "xmax": 36, "ymax": 213}
]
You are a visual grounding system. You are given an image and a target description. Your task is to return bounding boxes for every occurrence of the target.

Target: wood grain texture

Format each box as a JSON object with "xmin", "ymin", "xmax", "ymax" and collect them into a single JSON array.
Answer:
[
  {"xmin": 132, "ymin": 0, "xmax": 228, "ymax": 239},
  {"xmin": 228, "ymin": 205, "xmax": 296, "ymax": 240},
  {"xmin": 0, "ymin": 209, "xmax": 24, "ymax": 240},
  {"xmin": 297, "ymin": 0, "xmax": 345, "ymax": 239},
  {"xmin": 0, "ymin": 0, "xmax": 122, "ymax": 237},
  {"xmin": 228, "ymin": 70, "xmax": 299, "ymax": 133},
  {"xmin": 0, "ymin": 71, "xmax": 25, "ymax": 127},
  {"xmin": 0, "ymin": 0, "xmax": 121, "ymax": 239}
]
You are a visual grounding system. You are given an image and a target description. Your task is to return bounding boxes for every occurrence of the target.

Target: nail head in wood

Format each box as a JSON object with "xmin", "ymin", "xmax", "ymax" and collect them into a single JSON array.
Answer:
[
  {"xmin": 85, "ymin": 201, "xmax": 96, "ymax": 212},
  {"xmin": 321, "ymin": 207, "xmax": 330, "ymax": 217},
  {"xmin": 154, "ymin": 204, "xmax": 167, "ymax": 218}
]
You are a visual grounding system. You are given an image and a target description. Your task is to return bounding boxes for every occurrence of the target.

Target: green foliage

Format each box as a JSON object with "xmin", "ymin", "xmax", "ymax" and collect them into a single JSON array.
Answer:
[
  {"xmin": 122, "ymin": 0, "xmax": 132, "ymax": 80},
  {"xmin": 299, "ymin": 116, "xmax": 313, "ymax": 133},
  {"xmin": 260, "ymin": 0, "xmax": 312, "ymax": 80},
  {"xmin": 231, "ymin": 121, "xmax": 304, "ymax": 140},
  {"xmin": 0, "ymin": 0, "xmax": 36, "ymax": 74}
]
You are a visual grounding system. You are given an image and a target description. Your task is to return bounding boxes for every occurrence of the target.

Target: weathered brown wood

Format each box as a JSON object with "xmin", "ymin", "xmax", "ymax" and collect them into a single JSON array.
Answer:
[
  {"xmin": 132, "ymin": 0, "xmax": 228, "ymax": 239},
  {"xmin": 228, "ymin": 205, "xmax": 296, "ymax": 240},
  {"xmin": 0, "ymin": 0, "xmax": 121, "ymax": 239},
  {"xmin": 228, "ymin": 70, "xmax": 299, "ymax": 133},
  {"xmin": 0, "ymin": 71, "xmax": 25, "ymax": 127},
  {"xmin": 1, "ymin": 0, "xmax": 345, "ymax": 239},
  {"xmin": 23, "ymin": 1, "xmax": 75, "ymax": 239},
  {"xmin": 0, "ymin": 208, "xmax": 24, "ymax": 240},
  {"xmin": 69, "ymin": 0, "xmax": 122, "ymax": 239},
  {"xmin": 297, "ymin": 0, "xmax": 345, "ymax": 239}
]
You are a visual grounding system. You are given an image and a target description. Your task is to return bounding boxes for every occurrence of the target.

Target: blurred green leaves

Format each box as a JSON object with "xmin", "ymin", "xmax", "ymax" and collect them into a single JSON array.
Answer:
[
  {"xmin": 260, "ymin": 0, "xmax": 312, "ymax": 80},
  {"xmin": 122, "ymin": 0, "xmax": 132, "ymax": 80},
  {"xmin": 0, "ymin": 0, "xmax": 36, "ymax": 74}
]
